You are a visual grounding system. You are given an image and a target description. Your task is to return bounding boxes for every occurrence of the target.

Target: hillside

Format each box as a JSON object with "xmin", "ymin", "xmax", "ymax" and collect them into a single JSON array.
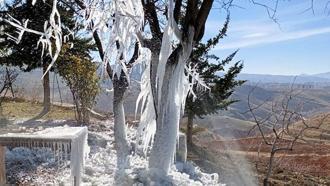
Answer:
[
  {"xmin": 232, "ymin": 72, "xmax": 330, "ymax": 84},
  {"xmin": 227, "ymin": 84, "xmax": 330, "ymax": 121},
  {"xmin": 195, "ymin": 115, "xmax": 268, "ymax": 139},
  {"xmin": 191, "ymin": 112, "xmax": 330, "ymax": 185}
]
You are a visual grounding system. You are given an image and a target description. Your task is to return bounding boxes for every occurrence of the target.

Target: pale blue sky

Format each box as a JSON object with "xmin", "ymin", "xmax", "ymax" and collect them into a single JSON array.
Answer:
[{"xmin": 205, "ymin": 0, "xmax": 330, "ymax": 75}]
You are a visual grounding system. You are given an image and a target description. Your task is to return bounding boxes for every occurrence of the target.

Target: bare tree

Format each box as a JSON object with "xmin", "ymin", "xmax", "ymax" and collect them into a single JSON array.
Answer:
[
  {"xmin": 0, "ymin": 66, "xmax": 18, "ymax": 104},
  {"xmin": 250, "ymin": 0, "xmax": 330, "ymax": 20},
  {"xmin": 247, "ymin": 84, "xmax": 329, "ymax": 186},
  {"xmin": 0, "ymin": 66, "xmax": 18, "ymax": 126}
]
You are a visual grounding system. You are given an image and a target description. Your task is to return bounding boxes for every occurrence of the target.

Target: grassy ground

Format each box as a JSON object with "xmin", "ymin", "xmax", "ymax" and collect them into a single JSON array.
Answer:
[{"xmin": 0, "ymin": 97, "xmax": 76, "ymax": 120}]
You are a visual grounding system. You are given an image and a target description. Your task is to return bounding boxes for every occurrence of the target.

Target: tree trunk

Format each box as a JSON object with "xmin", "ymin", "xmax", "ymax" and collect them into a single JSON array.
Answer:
[
  {"xmin": 149, "ymin": 62, "xmax": 181, "ymax": 176},
  {"xmin": 148, "ymin": 32, "xmax": 194, "ymax": 175},
  {"xmin": 264, "ymin": 144, "xmax": 276, "ymax": 186},
  {"xmin": 42, "ymin": 63, "xmax": 51, "ymax": 114},
  {"xmin": 148, "ymin": 40, "xmax": 161, "ymax": 109},
  {"xmin": 186, "ymin": 111, "xmax": 193, "ymax": 148},
  {"xmin": 74, "ymin": 98, "xmax": 82, "ymax": 124},
  {"xmin": 82, "ymin": 107, "xmax": 90, "ymax": 124},
  {"xmin": 112, "ymin": 76, "xmax": 130, "ymax": 169}
]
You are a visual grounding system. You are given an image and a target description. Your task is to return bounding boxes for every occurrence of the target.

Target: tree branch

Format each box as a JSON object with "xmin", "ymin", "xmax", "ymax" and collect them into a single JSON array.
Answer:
[
  {"xmin": 174, "ymin": 0, "xmax": 183, "ymax": 22},
  {"xmin": 194, "ymin": 0, "xmax": 214, "ymax": 41},
  {"xmin": 142, "ymin": 0, "xmax": 162, "ymax": 39}
]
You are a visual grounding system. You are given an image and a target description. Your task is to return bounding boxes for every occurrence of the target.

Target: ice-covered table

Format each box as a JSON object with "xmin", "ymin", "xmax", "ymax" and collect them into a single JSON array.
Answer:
[{"xmin": 0, "ymin": 126, "xmax": 88, "ymax": 186}]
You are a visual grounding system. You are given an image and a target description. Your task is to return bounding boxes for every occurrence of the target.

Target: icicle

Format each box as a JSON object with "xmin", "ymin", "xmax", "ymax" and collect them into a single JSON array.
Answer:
[
  {"xmin": 53, "ymin": 142, "xmax": 56, "ymax": 160},
  {"xmin": 135, "ymin": 48, "xmax": 156, "ymax": 154},
  {"xmin": 64, "ymin": 142, "xmax": 68, "ymax": 162},
  {"xmin": 56, "ymin": 142, "xmax": 59, "ymax": 165},
  {"xmin": 156, "ymin": 0, "xmax": 176, "ymax": 110},
  {"xmin": 59, "ymin": 143, "xmax": 62, "ymax": 166}
]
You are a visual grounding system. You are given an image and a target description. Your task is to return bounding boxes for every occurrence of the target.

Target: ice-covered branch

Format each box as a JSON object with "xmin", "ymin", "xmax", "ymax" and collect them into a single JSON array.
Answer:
[
  {"xmin": 4, "ymin": 0, "xmax": 63, "ymax": 78},
  {"xmin": 79, "ymin": 0, "xmax": 145, "ymax": 79},
  {"xmin": 4, "ymin": 0, "xmax": 145, "ymax": 80},
  {"xmin": 185, "ymin": 62, "xmax": 210, "ymax": 101}
]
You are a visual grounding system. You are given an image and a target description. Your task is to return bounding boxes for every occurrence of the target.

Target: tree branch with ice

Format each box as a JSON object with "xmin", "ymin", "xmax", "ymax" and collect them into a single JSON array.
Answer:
[{"xmin": 4, "ymin": 0, "xmax": 63, "ymax": 78}]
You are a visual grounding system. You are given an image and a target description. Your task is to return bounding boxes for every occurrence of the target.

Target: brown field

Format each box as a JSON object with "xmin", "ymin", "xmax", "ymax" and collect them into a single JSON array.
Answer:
[
  {"xmin": 195, "ymin": 135, "xmax": 330, "ymax": 185},
  {"xmin": 192, "ymin": 113, "xmax": 330, "ymax": 185}
]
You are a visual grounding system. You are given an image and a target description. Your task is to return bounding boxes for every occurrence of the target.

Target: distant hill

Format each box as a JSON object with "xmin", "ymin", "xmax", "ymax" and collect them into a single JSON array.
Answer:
[
  {"xmin": 193, "ymin": 83, "xmax": 330, "ymax": 140},
  {"xmin": 312, "ymin": 72, "xmax": 330, "ymax": 79},
  {"xmin": 195, "ymin": 115, "xmax": 269, "ymax": 139},
  {"xmin": 8, "ymin": 67, "xmax": 330, "ymax": 123},
  {"xmin": 235, "ymin": 73, "xmax": 330, "ymax": 84},
  {"xmin": 228, "ymin": 84, "xmax": 330, "ymax": 120}
]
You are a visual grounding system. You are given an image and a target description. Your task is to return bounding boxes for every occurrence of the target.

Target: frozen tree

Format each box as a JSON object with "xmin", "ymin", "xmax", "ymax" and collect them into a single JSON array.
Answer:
[
  {"xmin": 67, "ymin": 0, "xmax": 146, "ymax": 171},
  {"xmin": 137, "ymin": 0, "xmax": 217, "ymax": 177}
]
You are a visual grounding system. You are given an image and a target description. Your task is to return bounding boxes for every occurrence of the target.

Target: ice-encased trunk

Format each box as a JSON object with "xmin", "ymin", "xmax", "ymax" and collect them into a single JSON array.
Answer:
[
  {"xmin": 149, "ymin": 55, "xmax": 188, "ymax": 175},
  {"xmin": 148, "ymin": 25, "xmax": 194, "ymax": 175},
  {"xmin": 112, "ymin": 75, "xmax": 130, "ymax": 169}
]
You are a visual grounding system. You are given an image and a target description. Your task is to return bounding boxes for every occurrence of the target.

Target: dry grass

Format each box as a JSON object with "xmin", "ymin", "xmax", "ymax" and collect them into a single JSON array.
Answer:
[{"xmin": 0, "ymin": 98, "xmax": 76, "ymax": 120}]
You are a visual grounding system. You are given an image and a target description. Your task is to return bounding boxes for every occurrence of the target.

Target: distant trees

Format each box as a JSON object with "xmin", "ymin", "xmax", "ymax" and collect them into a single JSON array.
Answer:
[
  {"xmin": 248, "ymin": 85, "xmax": 329, "ymax": 186},
  {"xmin": 0, "ymin": 66, "xmax": 18, "ymax": 127},
  {"xmin": 185, "ymin": 16, "xmax": 244, "ymax": 147}
]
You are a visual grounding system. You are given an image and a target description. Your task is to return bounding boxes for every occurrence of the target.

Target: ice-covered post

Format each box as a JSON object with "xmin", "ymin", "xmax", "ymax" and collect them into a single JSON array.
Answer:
[{"xmin": 176, "ymin": 132, "xmax": 187, "ymax": 162}]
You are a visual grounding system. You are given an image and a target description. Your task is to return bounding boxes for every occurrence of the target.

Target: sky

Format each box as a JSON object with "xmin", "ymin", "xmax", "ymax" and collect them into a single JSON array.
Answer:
[
  {"xmin": 1, "ymin": 0, "xmax": 329, "ymax": 75},
  {"xmin": 204, "ymin": 0, "xmax": 330, "ymax": 75}
]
